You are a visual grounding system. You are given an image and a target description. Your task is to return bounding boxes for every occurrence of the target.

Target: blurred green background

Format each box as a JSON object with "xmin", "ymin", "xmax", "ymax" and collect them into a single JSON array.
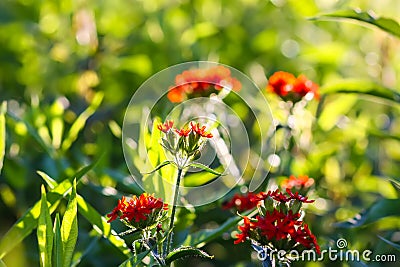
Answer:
[{"xmin": 0, "ymin": 0, "xmax": 400, "ymax": 266}]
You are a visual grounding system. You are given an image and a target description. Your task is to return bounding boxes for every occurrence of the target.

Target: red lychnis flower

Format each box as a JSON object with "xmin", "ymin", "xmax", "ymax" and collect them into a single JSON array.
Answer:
[
  {"xmin": 267, "ymin": 71, "xmax": 319, "ymax": 102},
  {"xmin": 234, "ymin": 208, "xmax": 320, "ymax": 254},
  {"xmin": 107, "ymin": 193, "xmax": 168, "ymax": 229},
  {"xmin": 157, "ymin": 120, "xmax": 174, "ymax": 133},
  {"xmin": 190, "ymin": 122, "xmax": 213, "ymax": 138},
  {"xmin": 167, "ymin": 66, "xmax": 242, "ymax": 103},
  {"xmin": 175, "ymin": 127, "xmax": 191, "ymax": 137},
  {"xmin": 222, "ymin": 192, "xmax": 259, "ymax": 212},
  {"xmin": 281, "ymin": 175, "xmax": 314, "ymax": 190}
]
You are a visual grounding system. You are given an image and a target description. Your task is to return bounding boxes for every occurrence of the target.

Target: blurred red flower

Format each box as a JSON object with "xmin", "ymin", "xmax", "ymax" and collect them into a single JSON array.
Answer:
[{"xmin": 167, "ymin": 66, "xmax": 242, "ymax": 103}]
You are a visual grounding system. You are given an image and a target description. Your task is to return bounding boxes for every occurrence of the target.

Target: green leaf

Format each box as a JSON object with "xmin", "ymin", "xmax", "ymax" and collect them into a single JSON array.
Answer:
[
  {"xmin": 335, "ymin": 198, "xmax": 400, "ymax": 228},
  {"xmin": 165, "ymin": 246, "xmax": 213, "ymax": 265},
  {"xmin": 183, "ymin": 210, "xmax": 254, "ymax": 247},
  {"xmin": 378, "ymin": 236, "xmax": 400, "ymax": 251},
  {"xmin": 76, "ymin": 194, "xmax": 132, "ymax": 257},
  {"xmin": 0, "ymin": 178, "xmax": 72, "ymax": 259},
  {"xmin": 118, "ymin": 250, "xmax": 151, "ymax": 267},
  {"xmin": 61, "ymin": 179, "xmax": 78, "ymax": 267},
  {"xmin": 37, "ymin": 185, "xmax": 54, "ymax": 267},
  {"xmin": 53, "ymin": 214, "xmax": 63, "ymax": 267},
  {"xmin": 6, "ymin": 110, "xmax": 56, "ymax": 158},
  {"xmin": 389, "ymin": 179, "xmax": 400, "ymax": 196},
  {"xmin": 71, "ymin": 236, "xmax": 99, "ymax": 267},
  {"xmin": 183, "ymin": 166, "xmax": 224, "ymax": 187},
  {"xmin": 187, "ymin": 162, "xmax": 224, "ymax": 176},
  {"xmin": 142, "ymin": 160, "xmax": 175, "ymax": 174},
  {"xmin": 320, "ymin": 79, "xmax": 400, "ymax": 104},
  {"xmin": 37, "ymin": 171, "xmax": 58, "ymax": 190},
  {"xmin": 0, "ymin": 259, "xmax": 6, "ymax": 267},
  {"xmin": 62, "ymin": 91, "xmax": 104, "ymax": 151},
  {"xmin": 310, "ymin": 9, "xmax": 400, "ymax": 38},
  {"xmin": 0, "ymin": 102, "xmax": 6, "ymax": 175}
]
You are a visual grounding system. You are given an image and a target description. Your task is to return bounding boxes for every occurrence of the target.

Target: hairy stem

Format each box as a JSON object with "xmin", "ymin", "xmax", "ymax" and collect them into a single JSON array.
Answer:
[{"xmin": 165, "ymin": 167, "xmax": 183, "ymax": 256}]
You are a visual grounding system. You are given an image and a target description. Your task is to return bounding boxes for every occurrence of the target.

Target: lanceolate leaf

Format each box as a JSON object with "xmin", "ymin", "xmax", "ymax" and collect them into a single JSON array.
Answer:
[
  {"xmin": 61, "ymin": 179, "xmax": 78, "ymax": 267},
  {"xmin": 310, "ymin": 9, "xmax": 400, "ymax": 38},
  {"xmin": 53, "ymin": 214, "xmax": 63, "ymax": 267},
  {"xmin": 0, "ymin": 163, "xmax": 97, "ymax": 259},
  {"xmin": 142, "ymin": 160, "xmax": 175, "ymax": 174},
  {"xmin": 184, "ymin": 166, "xmax": 224, "ymax": 187},
  {"xmin": 0, "ymin": 102, "xmax": 6, "ymax": 174},
  {"xmin": 335, "ymin": 198, "xmax": 400, "ymax": 228},
  {"xmin": 37, "ymin": 185, "xmax": 54, "ymax": 267},
  {"xmin": 320, "ymin": 79, "xmax": 400, "ymax": 104},
  {"xmin": 37, "ymin": 170, "xmax": 58, "ymax": 189},
  {"xmin": 0, "ymin": 259, "xmax": 6, "ymax": 267},
  {"xmin": 165, "ymin": 246, "xmax": 213, "ymax": 265},
  {"xmin": 76, "ymin": 195, "xmax": 132, "ymax": 257},
  {"xmin": 187, "ymin": 162, "xmax": 224, "ymax": 176}
]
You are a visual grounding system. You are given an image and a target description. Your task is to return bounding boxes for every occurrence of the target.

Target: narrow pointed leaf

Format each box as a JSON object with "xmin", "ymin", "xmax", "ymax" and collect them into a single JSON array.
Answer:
[
  {"xmin": 142, "ymin": 160, "xmax": 175, "ymax": 174},
  {"xmin": 165, "ymin": 246, "xmax": 213, "ymax": 265},
  {"xmin": 184, "ymin": 166, "xmax": 224, "ymax": 187},
  {"xmin": 37, "ymin": 171, "xmax": 58, "ymax": 190},
  {"xmin": 62, "ymin": 91, "xmax": 104, "ymax": 151},
  {"xmin": 0, "ymin": 163, "xmax": 97, "ymax": 259},
  {"xmin": 320, "ymin": 79, "xmax": 400, "ymax": 103},
  {"xmin": 61, "ymin": 179, "xmax": 78, "ymax": 267},
  {"xmin": 37, "ymin": 185, "xmax": 54, "ymax": 267},
  {"xmin": 0, "ymin": 102, "xmax": 6, "ymax": 174},
  {"xmin": 0, "ymin": 259, "xmax": 5, "ymax": 267},
  {"xmin": 310, "ymin": 9, "xmax": 400, "ymax": 38},
  {"xmin": 187, "ymin": 162, "xmax": 224, "ymax": 176},
  {"xmin": 53, "ymin": 214, "xmax": 63, "ymax": 267},
  {"xmin": 76, "ymin": 195, "xmax": 131, "ymax": 257}
]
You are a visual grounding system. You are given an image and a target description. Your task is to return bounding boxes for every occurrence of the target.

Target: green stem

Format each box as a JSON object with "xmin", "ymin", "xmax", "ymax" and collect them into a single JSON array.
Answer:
[{"xmin": 165, "ymin": 168, "xmax": 183, "ymax": 256}]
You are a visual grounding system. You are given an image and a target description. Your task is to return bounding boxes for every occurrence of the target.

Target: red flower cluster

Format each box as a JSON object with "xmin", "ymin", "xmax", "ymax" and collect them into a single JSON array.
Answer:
[
  {"xmin": 107, "ymin": 193, "xmax": 168, "ymax": 228},
  {"xmin": 158, "ymin": 120, "xmax": 213, "ymax": 139},
  {"xmin": 222, "ymin": 192, "xmax": 259, "ymax": 212},
  {"xmin": 167, "ymin": 66, "xmax": 242, "ymax": 103},
  {"xmin": 266, "ymin": 71, "xmax": 319, "ymax": 102},
  {"xmin": 235, "ymin": 210, "xmax": 320, "ymax": 254},
  {"xmin": 280, "ymin": 175, "xmax": 314, "ymax": 190}
]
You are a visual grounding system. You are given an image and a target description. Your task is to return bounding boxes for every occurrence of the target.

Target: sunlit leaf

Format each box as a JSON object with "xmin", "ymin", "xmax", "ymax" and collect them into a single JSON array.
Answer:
[
  {"xmin": 37, "ymin": 185, "xmax": 53, "ymax": 267},
  {"xmin": 0, "ymin": 163, "xmax": 97, "ymax": 259},
  {"xmin": 62, "ymin": 91, "xmax": 104, "ymax": 151},
  {"xmin": 53, "ymin": 214, "xmax": 62, "ymax": 267},
  {"xmin": 311, "ymin": 9, "xmax": 400, "ymax": 38},
  {"xmin": 165, "ymin": 246, "xmax": 213, "ymax": 265},
  {"xmin": 0, "ymin": 102, "xmax": 5, "ymax": 174},
  {"xmin": 335, "ymin": 198, "xmax": 400, "ymax": 228},
  {"xmin": 0, "ymin": 258, "xmax": 6, "ymax": 267},
  {"xmin": 37, "ymin": 171, "xmax": 58, "ymax": 190},
  {"xmin": 61, "ymin": 179, "xmax": 78, "ymax": 267},
  {"xmin": 142, "ymin": 160, "xmax": 175, "ymax": 174}
]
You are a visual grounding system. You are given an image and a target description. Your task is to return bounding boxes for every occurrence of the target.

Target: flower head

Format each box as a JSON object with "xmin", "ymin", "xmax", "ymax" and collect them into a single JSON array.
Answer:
[
  {"xmin": 267, "ymin": 71, "xmax": 319, "ymax": 102},
  {"xmin": 234, "ymin": 216, "xmax": 253, "ymax": 244},
  {"xmin": 167, "ymin": 66, "xmax": 242, "ymax": 103},
  {"xmin": 107, "ymin": 193, "xmax": 168, "ymax": 229},
  {"xmin": 190, "ymin": 122, "xmax": 213, "ymax": 138},
  {"xmin": 175, "ymin": 127, "xmax": 191, "ymax": 137},
  {"xmin": 157, "ymin": 120, "xmax": 174, "ymax": 133}
]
